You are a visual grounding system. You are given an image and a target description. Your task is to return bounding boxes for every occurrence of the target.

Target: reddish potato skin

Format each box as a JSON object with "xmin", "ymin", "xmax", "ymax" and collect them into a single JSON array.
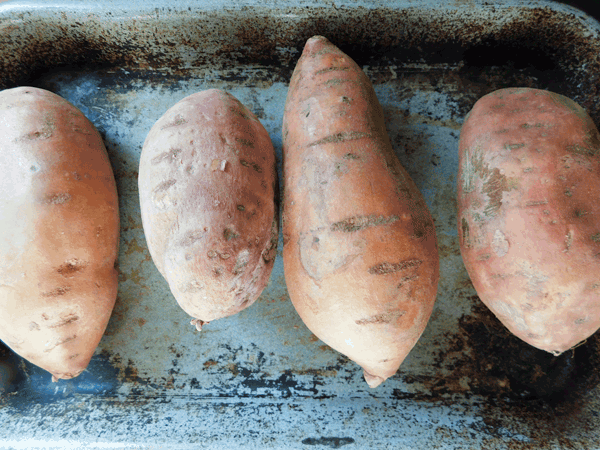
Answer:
[
  {"xmin": 138, "ymin": 89, "xmax": 278, "ymax": 327},
  {"xmin": 282, "ymin": 36, "xmax": 439, "ymax": 387},
  {"xmin": 458, "ymin": 87, "xmax": 600, "ymax": 354},
  {"xmin": 0, "ymin": 87, "xmax": 120, "ymax": 380}
]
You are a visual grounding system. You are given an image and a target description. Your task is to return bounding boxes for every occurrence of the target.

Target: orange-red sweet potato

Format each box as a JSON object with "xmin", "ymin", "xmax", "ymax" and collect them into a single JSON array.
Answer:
[
  {"xmin": 0, "ymin": 87, "xmax": 120, "ymax": 381},
  {"xmin": 458, "ymin": 87, "xmax": 600, "ymax": 354},
  {"xmin": 282, "ymin": 36, "xmax": 439, "ymax": 388},
  {"xmin": 138, "ymin": 89, "xmax": 278, "ymax": 330}
]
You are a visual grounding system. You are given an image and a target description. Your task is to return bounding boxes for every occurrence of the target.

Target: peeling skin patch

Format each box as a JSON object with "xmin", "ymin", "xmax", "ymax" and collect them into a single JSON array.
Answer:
[
  {"xmin": 355, "ymin": 309, "xmax": 406, "ymax": 325},
  {"xmin": 45, "ymin": 193, "xmax": 72, "ymax": 204},
  {"xmin": 491, "ymin": 229, "xmax": 509, "ymax": 257},
  {"xmin": 179, "ymin": 229, "xmax": 205, "ymax": 246},
  {"xmin": 330, "ymin": 214, "xmax": 399, "ymax": 232},
  {"xmin": 307, "ymin": 131, "xmax": 374, "ymax": 147},
  {"xmin": 160, "ymin": 114, "xmax": 187, "ymax": 129},
  {"xmin": 369, "ymin": 259, "xmax": 422, "ymax": 275},
  {"xmin": 41, "ymin": 286, "xmax": 71, "ymax": 297},
  {"xmin": 233, "ymin": 250, "xmax": 250, "ymax": 275},
  {"xmin": 151, "ymin": 148, "xmax": 182, "ymax": 165}
]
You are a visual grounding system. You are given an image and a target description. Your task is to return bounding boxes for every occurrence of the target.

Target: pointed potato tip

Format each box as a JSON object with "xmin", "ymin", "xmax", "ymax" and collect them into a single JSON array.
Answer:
[
  {"xmin": 363, "ymin": 370, "xmax": 385, "ymax": 388},
  {"xmin": 302, "ymin": 35, "xmax": 333, "ymax": 56}
]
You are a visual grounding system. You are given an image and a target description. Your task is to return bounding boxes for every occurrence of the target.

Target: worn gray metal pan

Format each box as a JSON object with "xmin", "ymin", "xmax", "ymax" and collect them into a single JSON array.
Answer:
[{"xmin": 1, "ymin": 0, "xmax": 600, "ymax": 448}]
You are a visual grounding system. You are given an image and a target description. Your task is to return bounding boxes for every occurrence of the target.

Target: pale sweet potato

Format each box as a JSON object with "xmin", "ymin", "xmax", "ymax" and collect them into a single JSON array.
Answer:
[
  {"xmin": 0, "ymin": 87, "xmax": 120, "ymax": 381},
  {"xmin": 282, "ymin": 36, "xmax": 440, "ymax": 388},
  {"xmin": 458, "ymin": 87, "xmax": 600, "ymax": 354},
  {"xmin": 138, "ymin": 89, "xmax": 278, "ymax": 329}
]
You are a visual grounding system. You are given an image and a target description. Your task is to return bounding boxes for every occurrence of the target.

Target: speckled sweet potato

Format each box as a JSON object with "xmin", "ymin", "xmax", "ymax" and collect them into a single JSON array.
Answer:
[
  {"xmin": 282, "ymin": 36, "xmax": 440, "ymax": 388},
  {"xmin": 0, "ymin": 87, "xmax": 120, "ymax": 381},
  {"xmin": 458, "ymin": 87, "xmax": 600, "ymax": 354},
  {"xmin": 138, "ymin": 89, "xmax": 278, "ymax": 330}
]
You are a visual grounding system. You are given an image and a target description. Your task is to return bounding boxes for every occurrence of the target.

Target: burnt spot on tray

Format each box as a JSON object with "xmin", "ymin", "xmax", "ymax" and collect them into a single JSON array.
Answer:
[{"xmin": 413, "ymin": 297, "xmax": 600, "ymax": 403}]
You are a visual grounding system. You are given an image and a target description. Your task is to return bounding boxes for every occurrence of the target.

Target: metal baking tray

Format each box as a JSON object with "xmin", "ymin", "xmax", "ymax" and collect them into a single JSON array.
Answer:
[{"xmin": 1, "ymin": 0, "xmax": 600, "ymax": 448}]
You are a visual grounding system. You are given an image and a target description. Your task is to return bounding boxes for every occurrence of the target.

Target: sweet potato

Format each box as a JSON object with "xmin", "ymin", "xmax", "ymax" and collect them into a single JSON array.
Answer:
[
  {"xmin": 458, "ymin": 87, "xmax": 600, "ymax": 354},
  {"xmin": 138, "ymin": 89, "xmax": 278, "ymax": 330},
  {"xmin": 0, "ymin": 87, "xmax": 120, "ymax": 381},
  {"xmin": 282, "ymin": 36, "xmax": 440, "ymax": 388}
]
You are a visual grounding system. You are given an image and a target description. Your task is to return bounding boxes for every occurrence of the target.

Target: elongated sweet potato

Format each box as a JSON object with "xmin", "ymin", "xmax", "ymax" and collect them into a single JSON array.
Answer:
[
  {"xmin": 0, "ymin": 87, "xmax": 120, "ymax": 381},
  {"xmin": 458, "ymin": 87, "xmax": 600, "ymax": 354},
  {"xmin": 138, "ymin": 89, "xmax": 278, "ymax": 329},
  {"xmin": 282, "ymin": 36, "xmax": 439, "ymax": 388}
]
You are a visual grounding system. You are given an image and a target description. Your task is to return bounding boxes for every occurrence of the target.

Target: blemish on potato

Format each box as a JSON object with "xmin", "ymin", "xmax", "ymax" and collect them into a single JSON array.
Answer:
[
  {"xmin": 592, "ymin": 233, "xmax": 600, "ymax": 243},
  {"xmin": 150, "ymin": 147, "xmax": 182, "ymax": 165},
  {"xmin": 45, "ymin": 193, "xmax": 72, "ymax": 205},
  {"xmin": 397, "ymin": 274, "xmax": 419, "ymax": 288},
  {"xmin": 525, "ymin": 200, "xmax": 548, "ymax": 207},
  {"xmin": 57, "ymin": 258, "xmax": 87, "ymax": 276},
  {"xmin": 160, "ymin": 114, "xmax": 187, "ymax": 129},
  {"xmin": 179, "ymin": 229, "xmax": 206, "ymax": 246},
  {"xmin": 368, "ymin": 259, "xmax": 423, "ymax": 275},
  {"xmin": 505, "ymin": 143, "xmax": 526, "ymax": 150},
  {"xmin": 461, "ymin": 217, "xmax": 471, "ymax": 248},
  {"xmin": 307, "ymin": 131, "xmax": 373, "ymax": 147},
  {"xmin": 41, "ymin": 286, "xmax": 72, "ymax": 297},
  {"xmin": 330, "ymin": 214, "xmax": 399, "ymax": 232},
  {"xmin": 240, "ymin": 159, "xmax": 262, "ymax": 173},
  {"xmin": 235, "ymin": 137, "xmax": 254, "ymax": 148},
  {"xmin": 43, "ymin": 334, "xmax": 77, "ymax": 353},
  {"xmin": 152, "ymin": 178, "xmax": 176, "ymax": 194},
  {"xmin": 355, "ymin": 309, "xmax": 406, "ymax": 325},
  {"xmin": 224, "ymin": 228, "xmax": 240, "ymax": 241},
  {"xmin": 28, "ymin": 322, "xmax": 40, "ymax": 331},
  {"xmin": 491, "ymin": 230, "xmax": 509, "ymax": 257},
  {"xmin": 48, "ymin": 313, "xmax": 79, "ymax": 328},
  {"xmin": 232, "ymin": 251, "xmax": 250, "ymax": 275}
]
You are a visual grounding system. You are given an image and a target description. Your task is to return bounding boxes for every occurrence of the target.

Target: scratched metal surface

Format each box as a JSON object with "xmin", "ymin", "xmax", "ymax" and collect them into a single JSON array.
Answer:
[{"xmin": 1, "ymin": 0, "xmax": 600, "ymax": 449}]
